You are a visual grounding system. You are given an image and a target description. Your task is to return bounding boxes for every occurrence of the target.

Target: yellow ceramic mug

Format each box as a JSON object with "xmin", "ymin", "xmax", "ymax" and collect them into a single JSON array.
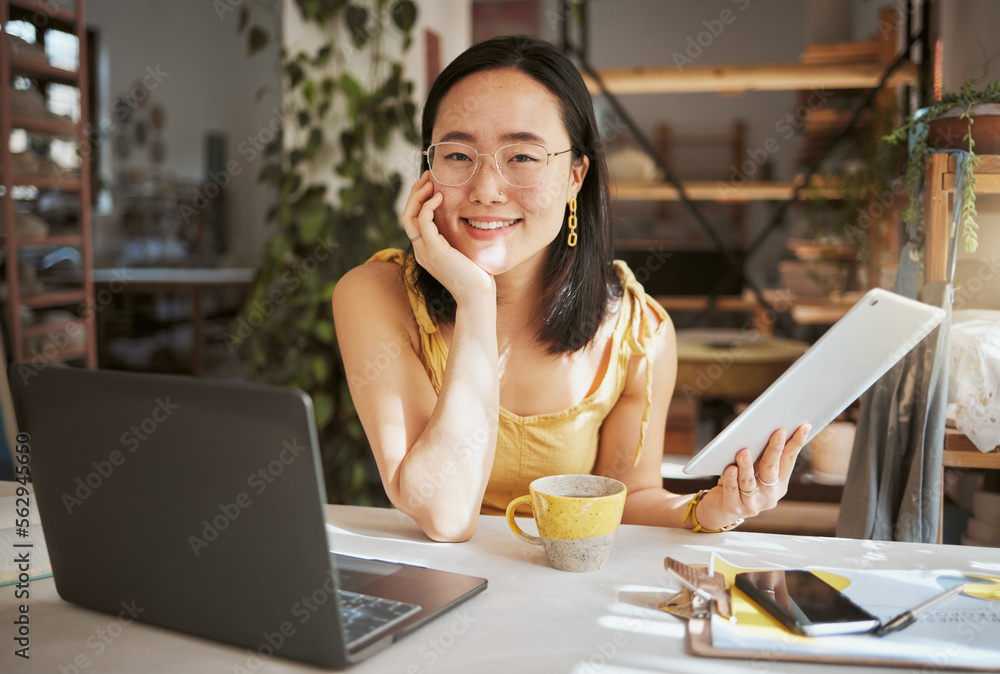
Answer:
[{"xmin": 506, "ymin": 475, "xmax": 627, "ymax": 572}]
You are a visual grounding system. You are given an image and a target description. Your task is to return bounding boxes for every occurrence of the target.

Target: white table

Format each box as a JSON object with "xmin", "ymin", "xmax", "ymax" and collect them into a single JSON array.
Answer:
[{"xmin": 3, "ymin": 501, "xmax": 999, "ymax": 673}]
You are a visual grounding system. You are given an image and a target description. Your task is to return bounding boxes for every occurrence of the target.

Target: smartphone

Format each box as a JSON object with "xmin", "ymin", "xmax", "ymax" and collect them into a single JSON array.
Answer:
[{"xmin": 735, "ymin": 570, "xmax": 880, "ymax": 637}]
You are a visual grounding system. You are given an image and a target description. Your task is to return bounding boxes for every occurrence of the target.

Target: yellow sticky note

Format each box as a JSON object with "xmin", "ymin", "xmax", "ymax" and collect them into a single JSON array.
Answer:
[{"xmin": 962, "ymin": 575, "xmax": 1000, "ymax": 602}]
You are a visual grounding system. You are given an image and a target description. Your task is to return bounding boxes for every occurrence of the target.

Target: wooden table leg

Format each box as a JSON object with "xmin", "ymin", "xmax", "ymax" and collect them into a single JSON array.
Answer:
[
  {"xmin": 924, "ymin": 153, "xmax": 951, "ymax": 285},
  {"xmin": 192, "ymin": 287, "xmax": 203, "ymax": 377}
]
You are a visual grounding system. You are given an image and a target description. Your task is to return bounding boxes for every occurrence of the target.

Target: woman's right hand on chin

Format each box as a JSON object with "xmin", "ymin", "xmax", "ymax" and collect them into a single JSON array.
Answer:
[{"xmin": 402, "ymin": 171, "xmax": 495, "ymax": 305}]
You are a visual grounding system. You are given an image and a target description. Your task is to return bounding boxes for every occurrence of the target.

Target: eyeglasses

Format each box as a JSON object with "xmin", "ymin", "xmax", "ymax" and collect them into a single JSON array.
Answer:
[{"xmin": 423, "ymin": 142, "xmax": 573, "ymax": 188}]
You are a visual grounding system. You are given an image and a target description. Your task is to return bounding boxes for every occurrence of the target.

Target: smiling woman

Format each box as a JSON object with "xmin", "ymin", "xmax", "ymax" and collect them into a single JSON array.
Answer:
[{"xmin": 331, "ymin": 35, "xmax": 808, "ymax": 542}]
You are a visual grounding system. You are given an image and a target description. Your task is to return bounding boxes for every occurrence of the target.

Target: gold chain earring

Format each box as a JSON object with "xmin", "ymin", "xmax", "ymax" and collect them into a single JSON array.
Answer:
[{"xmin": 567, "ymin": 198, "xmax": 578, "ymax": 247}]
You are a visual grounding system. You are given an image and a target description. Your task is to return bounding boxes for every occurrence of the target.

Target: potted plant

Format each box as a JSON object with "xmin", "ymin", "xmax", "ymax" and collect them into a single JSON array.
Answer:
[
  {"xmin": 884, "ymin": 78, "xmax": 1000, "ymax": 253},
  {"xmin": 233, "ymin": 0, "xmax": 420, "ymax": 507}
]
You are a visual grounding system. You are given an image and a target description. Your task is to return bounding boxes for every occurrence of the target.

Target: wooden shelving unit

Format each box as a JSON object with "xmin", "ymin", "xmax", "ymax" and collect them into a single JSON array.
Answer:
[
  {"xmin": 10, "ymin": 55, "xmax": 79, "ymax": 85},
  {"xmin": 10, "ymin": 113, "xmax": 77, "ymax": 136},
  {"xmin": 600, "ymin": 5, "xmax": 908, "ymax": 332},
  {"xmin": 924, "ymin": 153, "xmax": 1000, "ymax": 285},
  {"xmin": 924, "ymin": 153, "xmax": 1000, "ymax": 543},
  {"xmin": 613, "ymin": 177, "xmax": 843, "ymax": 203},
  {"xmin": 595, "ymin": 9, "xmax": 911, "ymax": 528},
  {"xmin": 595, "ymin": 7, "xmax": 907, "ymax": 208},
  {"xmin": 944, "ymin": 430, "xmax": 1000, "ymax": 469},
  {"xmin": 583, "ymin": 60, "xmax": 917, "ymax": 95},
  {"xmin": 0, "ymin": 0, "xmax": 96, "ymax": 367}
]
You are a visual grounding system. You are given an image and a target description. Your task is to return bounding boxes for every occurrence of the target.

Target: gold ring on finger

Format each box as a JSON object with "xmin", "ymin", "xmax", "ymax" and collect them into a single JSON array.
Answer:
[{"xmin": 739, "ymin": 485, "xmax": 759, "ymax": 497}]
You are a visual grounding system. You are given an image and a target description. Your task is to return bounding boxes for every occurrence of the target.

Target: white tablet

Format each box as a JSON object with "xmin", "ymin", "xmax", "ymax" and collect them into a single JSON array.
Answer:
[{"xmin": 682, "ymin": 288, "xmax": 946, "ymax": 476}]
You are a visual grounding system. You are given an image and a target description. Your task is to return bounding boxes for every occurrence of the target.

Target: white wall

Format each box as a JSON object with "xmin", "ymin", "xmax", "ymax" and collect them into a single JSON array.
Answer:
[
  {"xmin": 405, "ymin": 1, "xmax": 473, "ymax": 120},
  {"xmin": 400, "ymin": 0, "xmax": 473, "ymax": 195},
  {"xmin": 940, "ymin": 0, "xmax": 1000, "ymax": 91},
  {"xmin": 86, "ymin": 0, "xmax": 283, "ymax": 267},
  {"xmin": 282, "ymin": 0, "xmax": 471, "ymax": 218}
]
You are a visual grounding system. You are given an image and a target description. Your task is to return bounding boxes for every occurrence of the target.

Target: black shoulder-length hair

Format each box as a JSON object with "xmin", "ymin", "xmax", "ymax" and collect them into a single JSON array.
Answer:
[{"xmin": 411, "ymin": 34, "xmax": 619, "ymax": 355}]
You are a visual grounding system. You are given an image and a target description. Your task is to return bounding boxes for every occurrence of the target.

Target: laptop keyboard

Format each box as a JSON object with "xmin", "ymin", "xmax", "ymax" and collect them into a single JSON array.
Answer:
[{"xmin": 339, "ymin": 590, "xmax": 422, "ymax": 649}]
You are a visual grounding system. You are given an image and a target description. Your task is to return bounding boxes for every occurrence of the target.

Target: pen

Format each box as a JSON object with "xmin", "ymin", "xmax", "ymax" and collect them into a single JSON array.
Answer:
[{"xmin": 875, "ymin": 582, "xmax": 968, "ymax": 637}]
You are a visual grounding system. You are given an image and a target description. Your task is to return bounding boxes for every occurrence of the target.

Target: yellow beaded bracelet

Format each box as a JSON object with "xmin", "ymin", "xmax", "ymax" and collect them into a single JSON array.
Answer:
[{"xmin": 683, "ymin": 489, "xmax": 744, "ymax": 533}]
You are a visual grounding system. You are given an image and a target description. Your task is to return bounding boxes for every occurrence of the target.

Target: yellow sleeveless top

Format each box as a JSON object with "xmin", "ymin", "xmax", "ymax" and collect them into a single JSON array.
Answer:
[{"xmin": 366, "ymin": 249, "xmax": 668, "ymax": 516}]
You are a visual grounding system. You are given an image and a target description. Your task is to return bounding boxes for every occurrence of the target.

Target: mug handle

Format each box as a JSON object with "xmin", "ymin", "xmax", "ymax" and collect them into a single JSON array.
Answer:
[{"xmin": 506, "ymin": 495, "xmax": 541, "ymax": 545}]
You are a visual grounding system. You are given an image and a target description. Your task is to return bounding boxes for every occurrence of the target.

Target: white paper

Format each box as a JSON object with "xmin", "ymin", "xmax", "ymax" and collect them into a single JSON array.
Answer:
[{"xmin": 709, "ymin": 556, "xmax": 1000, "ymax": 669}]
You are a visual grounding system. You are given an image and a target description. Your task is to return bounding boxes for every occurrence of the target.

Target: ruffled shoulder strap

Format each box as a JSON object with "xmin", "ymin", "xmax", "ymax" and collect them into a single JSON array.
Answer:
[
  {"xmin": 364, "ymin": 248, "xmax": 446, "ymax": 392},
  {"xmin": 611, "ymin": 260, "xmax": 670, "ymax": 466}
]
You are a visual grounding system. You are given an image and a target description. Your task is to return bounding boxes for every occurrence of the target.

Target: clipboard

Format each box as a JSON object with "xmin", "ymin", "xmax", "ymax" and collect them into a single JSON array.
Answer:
[
  {"xmin": 664, "ymin": 556, "xmax": 1000, "ymax": 671},
  {"xmin": 686, "ymin": 616, "xmax": 1000, "ymax": 670}
]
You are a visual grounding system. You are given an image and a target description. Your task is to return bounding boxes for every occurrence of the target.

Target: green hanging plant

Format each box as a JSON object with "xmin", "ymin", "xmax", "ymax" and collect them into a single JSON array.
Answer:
[
  {"xmin": 884, "ymin": 78, "xmax": 1000, "ymax": 253},
  {"xmin": 233, "ymin": 0, "xmax": 419, "ymax": 506}
]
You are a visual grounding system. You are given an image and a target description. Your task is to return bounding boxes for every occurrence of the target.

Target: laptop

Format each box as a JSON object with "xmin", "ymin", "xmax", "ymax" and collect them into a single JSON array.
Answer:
[
  {"xmin": 9, "ymin": 365, "xmax": 487, "ymax": 669},
  {"xmin": 682, "ymin": 287, "xmax": 946, "ymax": 476}
]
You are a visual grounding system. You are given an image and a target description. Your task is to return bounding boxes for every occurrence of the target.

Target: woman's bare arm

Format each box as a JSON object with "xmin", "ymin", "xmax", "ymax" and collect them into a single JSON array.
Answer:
[
  {"xmin": 332, "ymin": 174, "xmax": 501, "ymax": 542},
  {"xmin": 333, "ymin": 262, "xmax": 498, "ymax": 542}
]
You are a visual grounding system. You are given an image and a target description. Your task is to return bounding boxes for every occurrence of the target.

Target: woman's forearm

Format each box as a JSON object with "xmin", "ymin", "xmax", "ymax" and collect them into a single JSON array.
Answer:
[
  {"xmin": 620, "ymin": 487, "xmax": 693, "ymax": 529},
  {"xmin": 394, "ymin": 297, "xmax": 500, "ymax": 541}
]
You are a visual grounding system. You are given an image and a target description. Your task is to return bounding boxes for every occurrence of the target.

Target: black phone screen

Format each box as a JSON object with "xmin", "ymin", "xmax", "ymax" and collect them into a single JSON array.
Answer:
[{"xmin": 735, "ymin": 570, "xmax": 880, "ymax": 636}]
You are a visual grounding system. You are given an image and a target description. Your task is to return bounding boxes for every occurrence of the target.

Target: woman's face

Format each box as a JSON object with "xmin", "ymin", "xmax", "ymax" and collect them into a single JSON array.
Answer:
[{"xmin": 429, "ymin": 68, "xmax": 589, "ymax": 278}]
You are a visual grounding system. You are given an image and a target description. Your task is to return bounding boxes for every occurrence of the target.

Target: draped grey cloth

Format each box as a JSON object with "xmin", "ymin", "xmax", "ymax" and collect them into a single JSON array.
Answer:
[{"xmin": 836, "ymin": 151, "xmax": 967, "ymax": 543}]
